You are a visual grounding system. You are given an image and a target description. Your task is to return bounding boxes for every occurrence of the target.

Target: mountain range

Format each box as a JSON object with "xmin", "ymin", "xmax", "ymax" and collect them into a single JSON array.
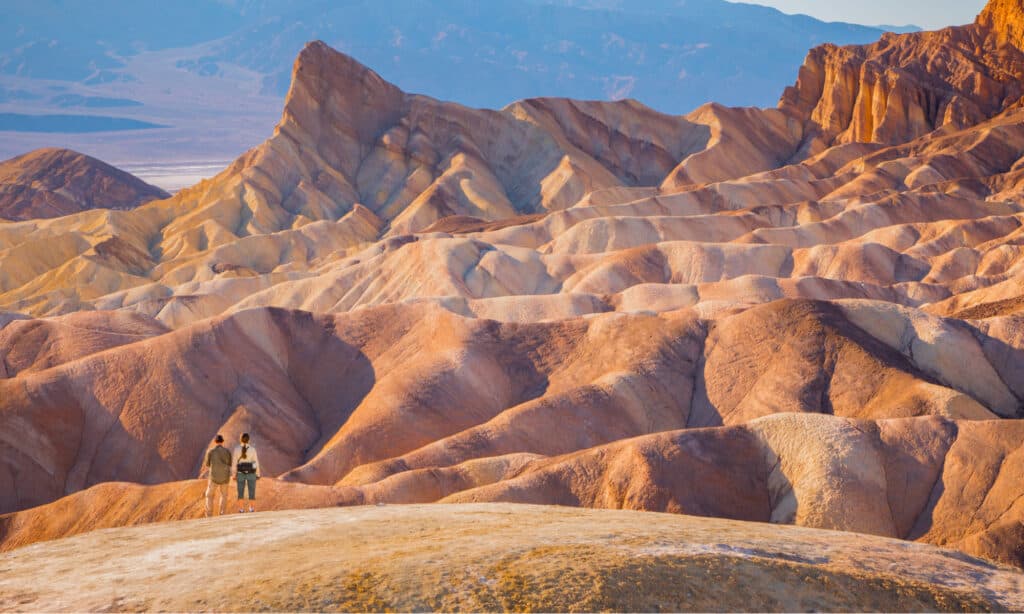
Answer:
[{"xmin": 0, "ymin": 0, "xmax": 911, "ymax": 180}]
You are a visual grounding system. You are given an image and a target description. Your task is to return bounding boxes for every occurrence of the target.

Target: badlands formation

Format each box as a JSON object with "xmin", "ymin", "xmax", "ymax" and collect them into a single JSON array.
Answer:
[{"xmin": 3, "ymin": 0, "xmax": 1024, "ymax": 607}]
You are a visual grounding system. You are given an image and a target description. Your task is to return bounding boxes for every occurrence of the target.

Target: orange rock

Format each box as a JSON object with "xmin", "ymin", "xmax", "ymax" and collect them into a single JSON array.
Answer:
[{"xmin": 780, "ymin": 1, "xmax": 1024, "ymax": 146}]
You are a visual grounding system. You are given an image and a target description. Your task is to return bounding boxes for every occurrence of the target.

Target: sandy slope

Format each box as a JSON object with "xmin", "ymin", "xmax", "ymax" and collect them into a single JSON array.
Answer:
[{"xmin": 1, "ymin": 504, "xmax": 1021, "ymax": 612}]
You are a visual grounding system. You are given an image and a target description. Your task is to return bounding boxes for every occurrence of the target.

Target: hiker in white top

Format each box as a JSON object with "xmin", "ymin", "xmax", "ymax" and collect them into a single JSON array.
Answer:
[{"xmin": 232, "ymin": 433, "xmax": 261, "ymax": 513}]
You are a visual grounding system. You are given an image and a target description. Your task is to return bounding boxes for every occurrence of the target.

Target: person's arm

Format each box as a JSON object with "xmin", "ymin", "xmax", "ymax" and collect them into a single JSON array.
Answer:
[
  {"xmin": 200, "ymin": 449, "xmax": 210, "ymax": 479},
  {"xmin": 254, "ymin": 448, "xmax": 261, "ymax": 478}
]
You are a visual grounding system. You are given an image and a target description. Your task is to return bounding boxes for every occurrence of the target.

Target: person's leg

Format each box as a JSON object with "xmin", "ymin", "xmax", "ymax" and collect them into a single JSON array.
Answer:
[
  {"xmin": 204, "ymin": 481, "xmax": 215, "ymax": 517},
  {"xmin": 218, "ymin": 482, "xmax": 229, "ymax": 515},
  {"xmin": 237, "ymin": 475, "xmax": 245, "ymax": 512},
  {"xmin": 247, "ymin": 474, "xmax": 256, "ymax": 512}
]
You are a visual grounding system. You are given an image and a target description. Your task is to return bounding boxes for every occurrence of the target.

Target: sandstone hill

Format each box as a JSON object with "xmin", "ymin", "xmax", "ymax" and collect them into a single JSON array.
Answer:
[
  {"xmin": 0, "ymin": 148, "xmax": 169, "ymax": 221},
  {"xmin": 2, "ymin": 505, "xmax": 1022, "ymax": 612},
  {"xmin": 1, "ymin": 0, "xmax": 1024, "ymax": 596}
]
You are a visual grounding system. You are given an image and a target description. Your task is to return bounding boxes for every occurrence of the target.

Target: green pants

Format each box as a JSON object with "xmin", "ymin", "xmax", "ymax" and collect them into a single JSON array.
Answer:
[{"xmin": 236, "ymin": 473, "xmax": 257, "ymax": 500}]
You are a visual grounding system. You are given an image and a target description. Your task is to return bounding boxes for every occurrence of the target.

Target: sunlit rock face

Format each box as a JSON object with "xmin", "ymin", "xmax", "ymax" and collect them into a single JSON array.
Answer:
[
  {"xmin": 780, "ymin": 0, "xmax": 1024, "ymax": 149},
  {"xmin": 978, "ymin": 0, "xmax": 1024, "ymax": 48}
]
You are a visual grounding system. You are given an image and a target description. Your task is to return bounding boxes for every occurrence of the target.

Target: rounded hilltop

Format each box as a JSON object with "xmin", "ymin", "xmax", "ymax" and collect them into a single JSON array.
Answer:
[
  {"xmin": 0, "ymin": 505, "xmax": 1020, "ymax": 612},
  {"xmin": 0, "ymin": 148, "xmax": 168, "ymax": 221}
]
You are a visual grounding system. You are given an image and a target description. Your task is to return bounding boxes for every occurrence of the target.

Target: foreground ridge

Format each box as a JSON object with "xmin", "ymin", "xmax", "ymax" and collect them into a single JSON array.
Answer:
[{"xmin": 1, "ymin": 505, "xmax": 1021, "ymax": 612}]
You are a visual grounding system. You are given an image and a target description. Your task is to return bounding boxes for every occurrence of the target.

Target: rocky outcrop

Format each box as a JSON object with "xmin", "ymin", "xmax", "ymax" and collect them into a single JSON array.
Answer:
[
  {"xmin": 779, "ymin": 0, "xmax": 1024, "ymax": 148},
  {"xmin": 0, "ymin": 148, "xmax": 169, "ymax": 221}
]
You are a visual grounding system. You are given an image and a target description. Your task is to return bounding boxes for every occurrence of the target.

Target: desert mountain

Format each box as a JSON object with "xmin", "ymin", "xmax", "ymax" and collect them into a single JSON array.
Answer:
[
  {"xmin": 0, "ymin": 148, "xmax": 169, "ymax": 221},
  {"xmin": 0, "ymin": 1, "xmax": 907, "ymax": 186},
  {"xmin": 0, "ymin": 40, "xmax": 812, "ymax": 320},
  {"xmin": 2, "ymin": 0, "xmax": 1024, "ymax": 586}
]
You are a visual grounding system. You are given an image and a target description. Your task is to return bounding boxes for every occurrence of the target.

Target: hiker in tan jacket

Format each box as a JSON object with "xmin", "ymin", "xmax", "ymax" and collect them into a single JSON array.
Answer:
[{"xmin": 203, "ymin": 434, "xmax": 232, "ymax": 517}]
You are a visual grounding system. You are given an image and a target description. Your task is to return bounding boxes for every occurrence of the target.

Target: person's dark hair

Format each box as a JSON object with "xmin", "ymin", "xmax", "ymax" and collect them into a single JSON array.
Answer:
[
  {"xmin": 240, "ymin": 432, "xmax": 250, "ymax": 458},
  {"xmin": 214, "ymin": 434, "xmax": 224, "ymax": 444}
]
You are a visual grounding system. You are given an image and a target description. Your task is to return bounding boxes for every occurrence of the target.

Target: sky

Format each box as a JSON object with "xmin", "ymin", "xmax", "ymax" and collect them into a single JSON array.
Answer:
[{"xmin": 739, "ymin": 0, "xmax": 987, "ymax": 30}]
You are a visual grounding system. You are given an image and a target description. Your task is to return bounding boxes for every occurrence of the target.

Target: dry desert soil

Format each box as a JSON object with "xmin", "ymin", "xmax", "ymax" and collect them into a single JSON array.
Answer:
[{"xmin": 1, "ymin": 504, "xmax": 1022, "ymax": 612}]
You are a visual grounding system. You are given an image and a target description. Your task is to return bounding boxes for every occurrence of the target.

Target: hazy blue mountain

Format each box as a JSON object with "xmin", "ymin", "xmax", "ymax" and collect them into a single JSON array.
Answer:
[
  {"xmin": 0, "ymin": 0, "xmax": 895, "ymax": 114},
  {"xmin": 50, "ymin": 95, "xmax": 143, "ymax": 109},
  {"xmin": 0, "ymin": 0, "xmax": 915, "ymax": 173},
  {"xmin": 0, "ymin": 1, "xmax": 246, "ymax": 81},
  {"xmin": 876, "ymin": 24, "xmax": 923, "ymax": 34},
  {"xmin": 199, "ymin": 0, "xmax": 892, "ymax": 111}
]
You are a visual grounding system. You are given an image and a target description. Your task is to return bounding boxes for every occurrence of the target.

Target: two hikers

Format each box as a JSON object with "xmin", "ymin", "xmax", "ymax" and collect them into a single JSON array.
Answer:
[{"xmin": 202, "ymin": 433, "xmax": 261, "ymax": 517}]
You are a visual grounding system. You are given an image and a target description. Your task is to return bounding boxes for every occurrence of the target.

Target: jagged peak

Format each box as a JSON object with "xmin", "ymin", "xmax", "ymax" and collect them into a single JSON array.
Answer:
[
  {"xmin": 278, "ymin": 40, "xmax": 407, "ymax": 141},
  {"xmin": 290, "ymin": 40, "xmax": 397, "ymax": 90},
  {"xmin": 977, "ymin": 0, "xmax": 1024, "ymax": 48}
]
